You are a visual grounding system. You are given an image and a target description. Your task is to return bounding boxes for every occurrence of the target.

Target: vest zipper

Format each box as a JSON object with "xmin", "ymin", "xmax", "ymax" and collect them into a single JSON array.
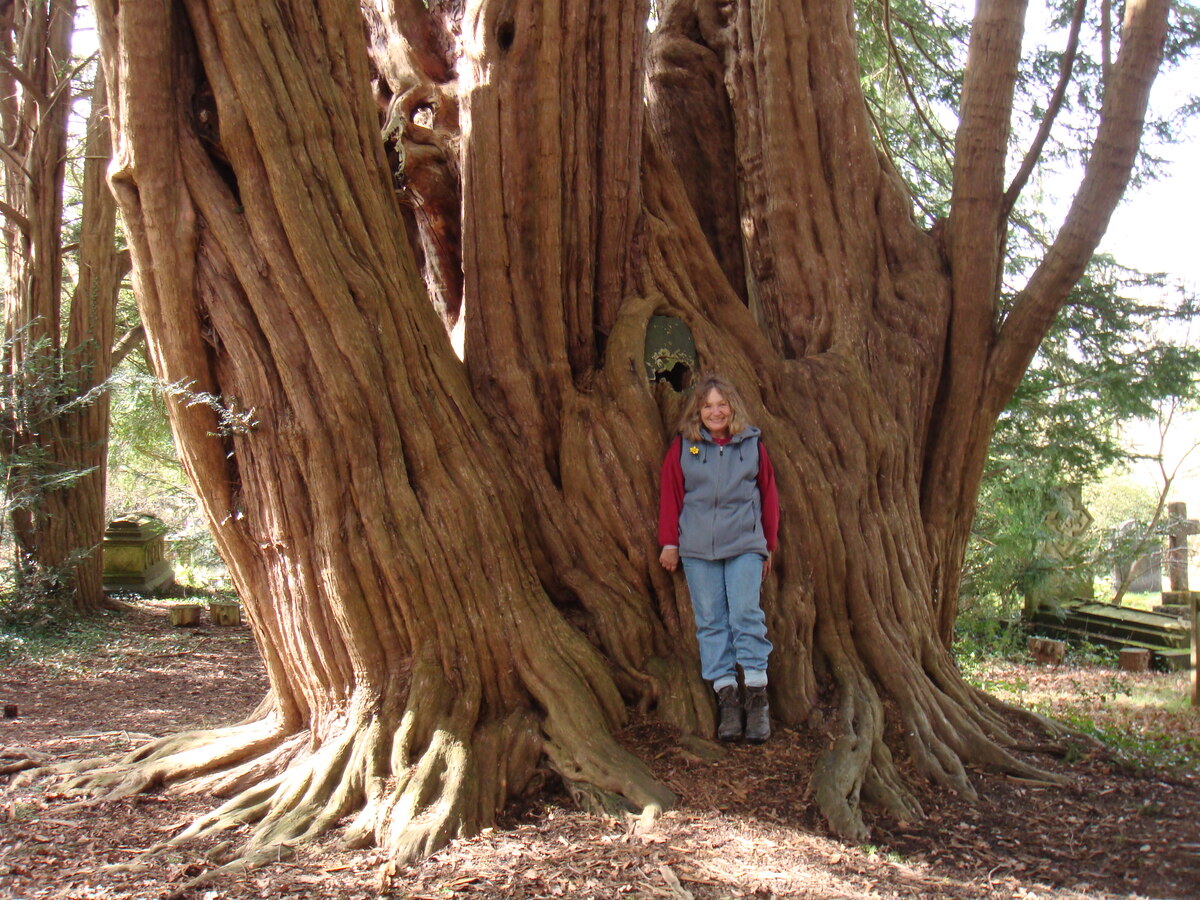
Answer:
[{"xmin": 712, "ymin": 443, "xmax": 724, "ymax": 556}]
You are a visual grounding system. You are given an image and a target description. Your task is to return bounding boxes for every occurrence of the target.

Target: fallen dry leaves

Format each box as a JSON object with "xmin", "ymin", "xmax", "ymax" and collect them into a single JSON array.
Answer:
[{"xmin": 1, "ymin": 605, "xmax": 1198, "ymax": 899}]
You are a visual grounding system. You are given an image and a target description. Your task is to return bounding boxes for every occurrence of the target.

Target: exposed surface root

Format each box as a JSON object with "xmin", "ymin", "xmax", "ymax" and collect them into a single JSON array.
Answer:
[
  {"xmin": 24, "ymin": 677, "xmax": 673, "ymax": 875},
  {"xmin": 16, "ymin": 718, "xmax": 287, "ymax": 796},
  {"xmin": 807, "ymin": 663, "xmax": 891, "ymax": 841},
  {"xmin": 0, "ymin": 746, "xmax": 48, "ymax": 775},
  {"xmin": 809, "ymin": 628, "xmax": 1071, "ymax": 840}
]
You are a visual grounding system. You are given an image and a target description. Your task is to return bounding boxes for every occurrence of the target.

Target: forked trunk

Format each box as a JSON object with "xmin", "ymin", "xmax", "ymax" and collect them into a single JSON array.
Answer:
[{"xmin": 75, "ymin": 0, "xmax": 1171, "ymax": 872}]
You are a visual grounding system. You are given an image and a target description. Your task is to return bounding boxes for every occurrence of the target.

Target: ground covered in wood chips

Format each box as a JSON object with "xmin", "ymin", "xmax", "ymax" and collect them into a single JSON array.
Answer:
[{"xmin": 2, "ymin": 603, "xmax": 1198, "ymax": 899}]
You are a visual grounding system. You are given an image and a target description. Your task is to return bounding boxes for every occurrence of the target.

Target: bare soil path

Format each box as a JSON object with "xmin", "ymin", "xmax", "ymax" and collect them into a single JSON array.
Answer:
[{"xmin": 1, "ymin": 604, "xmax": 1198, "ymax": 899}]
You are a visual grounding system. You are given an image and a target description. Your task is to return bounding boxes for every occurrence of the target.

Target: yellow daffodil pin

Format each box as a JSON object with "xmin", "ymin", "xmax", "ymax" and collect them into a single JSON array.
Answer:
[{"xmin": 689, "ymin": 446, "xmax": 700, "ymax": 455}]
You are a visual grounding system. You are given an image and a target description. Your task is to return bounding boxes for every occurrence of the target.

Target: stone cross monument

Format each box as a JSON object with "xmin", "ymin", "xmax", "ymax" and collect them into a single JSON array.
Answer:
[{"xmin": 1166, "ymin": 501, "xmax": 1199, "ymax": 592}]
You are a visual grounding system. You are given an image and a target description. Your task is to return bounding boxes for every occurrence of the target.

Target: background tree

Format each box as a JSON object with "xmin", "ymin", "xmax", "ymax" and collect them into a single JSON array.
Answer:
[
  {"xmin": 1106, "ymin": 398, "xmax": 1200, "ymax": 606},
  {"xmin": 1, "ymin": 1, "xmax": 122, "ymax": 613},
  {"xmin": 963, "ymin": 261, "xmax": 1200, "ymax": 617},
  {"xmin": 67, "ymin": 0, "xmax": 1187, "ymax": 877}
]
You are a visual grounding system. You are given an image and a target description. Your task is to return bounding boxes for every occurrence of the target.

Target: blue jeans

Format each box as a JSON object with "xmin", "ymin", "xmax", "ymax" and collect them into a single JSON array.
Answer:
[{"xmin": 681, "ymin": 552, "xmax": 772, "ymax": 690}]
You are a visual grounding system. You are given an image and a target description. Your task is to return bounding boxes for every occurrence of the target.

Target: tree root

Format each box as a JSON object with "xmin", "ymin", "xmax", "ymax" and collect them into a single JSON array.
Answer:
[
  {"xmin": 0, "ymin": 746, "xmax": 48, "ymax": 776},
  {"xmin": 51, "ymin": 717, "xmax": 289, "ymax": 800},
  {"xmin": 22, "ymin": 671, "xmax": 672, "ymax": 882},
  {"xmin": 810, "ymin": 618, "xmax": 1071, "ymax": 839},
  {"xmin": 808, "ymin": 660, "xmax": 916, "ymax": 840}
]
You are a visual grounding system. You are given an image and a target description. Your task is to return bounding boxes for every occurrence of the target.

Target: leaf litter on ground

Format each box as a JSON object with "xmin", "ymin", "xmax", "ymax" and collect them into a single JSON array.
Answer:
[{"xmin": 0, "ymin": 602, "xmax": 1197, "ymax": 899}]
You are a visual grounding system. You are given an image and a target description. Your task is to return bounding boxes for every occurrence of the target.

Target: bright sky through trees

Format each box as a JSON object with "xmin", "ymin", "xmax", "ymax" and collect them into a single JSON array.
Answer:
[{"xmin": 1097, "ymin": 43, "xmax": 1200, "ymax": 288}]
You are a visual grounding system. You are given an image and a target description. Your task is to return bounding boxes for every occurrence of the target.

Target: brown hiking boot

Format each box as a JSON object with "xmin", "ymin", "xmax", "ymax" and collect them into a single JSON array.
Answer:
[
  {"xmin": 716, "ymin": 684, "xmax": 743, "ymax": 742},
  {"xmin": 744, "ymin": 685, "xmax": 771, "ymax": 744}
]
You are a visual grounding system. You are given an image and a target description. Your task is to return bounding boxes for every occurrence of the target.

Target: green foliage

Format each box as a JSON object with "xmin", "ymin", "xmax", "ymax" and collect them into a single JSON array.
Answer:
[
  {"xmin": 0, "ymin": 325, "xmax": 112, "ymax": 612},
  {"xmin": 952, "ymin": 616, "xmax": 1028, "ymax": 679},
  {"xmin": 106, "ymin": 347, "xmax": 231, "ymax": 588},
  {"xmin": 857, "ymin": 0, "xmax": 1200, "ymax": 251},
  {"xmin": 964, "ymin": 260, "xmax": 1200, "ymax": 618},
  {"xmin": 1007, "ymin": 1, "xmax": 1200, "ymax": 192},
  {"xmin": 1058, "ymin": 712, "xmax": 1200, "ymax": 775},
  {"xmin": 0, "ymin": 564, "xmax": 66, "ymax": 632},
  {"xmin": 1066, "ymin": 640, "xmax": 1120, "ymax": 668},
  {"xmin": 855, "ymin": 0, "xmax": 967, "ymax": 219},
  {"xmin": 0, "ymin": 605, "xmax": 120, "ymax": 666},
  {"xmin": 962, "ymin": 471, "xmax": 1072, "ymax": 617},
  {"xmin": 994, "ymin": 259, "xmax": 1200, "ymax": 480},
  {"xmin": 161, "ymin": 379, "xmax": 258, "ymax": 437}
]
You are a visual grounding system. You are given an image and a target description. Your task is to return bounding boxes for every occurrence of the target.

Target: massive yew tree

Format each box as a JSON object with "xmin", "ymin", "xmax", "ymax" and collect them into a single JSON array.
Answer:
[{"xmin": 75, "ymin": 0, "xmax": 1172, "ymax": 871}]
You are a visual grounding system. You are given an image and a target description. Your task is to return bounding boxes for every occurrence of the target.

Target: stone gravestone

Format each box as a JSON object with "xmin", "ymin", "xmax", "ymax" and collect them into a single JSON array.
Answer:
[
  {"xmin": 1110, "ymin": 515, "xmax": 1165, "ymax": 595},
  {"xmin": 1113, "ymin": 543, "xmax": 1164, "ymax": 594},
  {"xmin": 1166, "ymin": 501, "xmax": 1198, "ymax": 592},
  {"xmin": 1023, "ymin": 485, "xmax": 1095, "ymax": 615},
  {"xmin": 1158, "ymin": 501, "xmax": 1200, "ymax": 619},
  {"xmin": 102, "ymin": 514, "xmax": 175, "ymax": 593}
]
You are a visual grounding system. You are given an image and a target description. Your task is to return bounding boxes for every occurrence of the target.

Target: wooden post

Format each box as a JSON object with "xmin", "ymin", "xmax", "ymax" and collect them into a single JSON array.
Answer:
[
  {"xmin": 1119, "ymin": 647, "xmax": 1151, "ymax": 672},
  {"xmin": 1191, "ymin": 591, "xmax": 1198, "ymax": 708},
  {"xmin": 168, "ymin": 604, "xmax": 202, "ymax": 627},
  {"xmin": 208, "ymin": 601, "xmax": 241, "ymax": 626}
]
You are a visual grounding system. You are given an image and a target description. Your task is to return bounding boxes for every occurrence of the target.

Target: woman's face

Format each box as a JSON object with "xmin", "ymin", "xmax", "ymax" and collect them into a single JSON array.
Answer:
[{"xmin": 700, "ymin": 389, "xmax": 733, "ymax": 438}]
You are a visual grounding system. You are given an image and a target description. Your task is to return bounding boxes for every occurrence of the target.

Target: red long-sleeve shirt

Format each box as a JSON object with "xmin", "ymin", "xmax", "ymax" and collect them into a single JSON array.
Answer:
[{"xmin": 658, "ymin": 434, "xmax": 779, "ymax": 553}]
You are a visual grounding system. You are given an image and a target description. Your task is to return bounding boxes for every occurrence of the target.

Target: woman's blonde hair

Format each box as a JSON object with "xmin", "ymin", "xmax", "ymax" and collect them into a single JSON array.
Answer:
[{"xmin": 677, "ymin": 374, "xmax": 750, "ymax": 441}]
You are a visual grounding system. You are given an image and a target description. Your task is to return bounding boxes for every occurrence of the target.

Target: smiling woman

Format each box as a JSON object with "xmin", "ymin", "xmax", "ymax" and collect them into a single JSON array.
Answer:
[
  {"xmin": 699, "ymin": 391, "xmax": 732, "ymax": 438},
  {"xmin": 658, "ymin": 375, "xmax": 778, "ymax": 743}
]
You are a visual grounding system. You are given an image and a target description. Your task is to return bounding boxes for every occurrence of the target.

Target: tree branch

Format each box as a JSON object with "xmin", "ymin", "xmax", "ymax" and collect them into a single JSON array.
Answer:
[
  {"xmin": 883, "ymin": 0, "xmax": 953, "ymax": 157},
  {"xmin": 988, "ymin": 0, "xmax": 1171, "ymax": 414},
  {"xmin": 1002, "ymin": 0, "xmax": 1087, "ymax": 219},
  {"xmin": 0, "ymin": 53, "xmax": 49, "ymax": 107},
  {"xmin": 864, "ymin": 97, "xmax": 943, "ymax": 224},
  {"xmin": 0, "ymin": 197, "xmax": 31, "ymax": 235},
  {"xmin": 946, "ymin": 0, "xmax": 1027, "ymax": 302},
  {"xmin": 0, "ymin": 139, "xmax": 32, "ymax": 179},
  {"xmin": 1101, "ymin": 0, "xmax": 1113, "ymax": 85},
  {"xmin": 111, "ymin": 324, "xmax": 144, "ymax": 368},
  {"xmin": 48, "ymin": 53, "xmax": 97, "ymax": 108},
  {"xmin": 898, "ymin": 18, "xmax": 957, "ymax": 80},
  {"xmin": 36, "ymin": 53, "xmax": 96, "ymax": 134}
]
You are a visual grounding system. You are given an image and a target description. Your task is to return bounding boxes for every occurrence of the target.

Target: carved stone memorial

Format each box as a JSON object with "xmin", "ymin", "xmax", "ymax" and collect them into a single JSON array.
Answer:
[{"xmin": 102, "ymin": 514, "xmax": 175, "ymax": 593}]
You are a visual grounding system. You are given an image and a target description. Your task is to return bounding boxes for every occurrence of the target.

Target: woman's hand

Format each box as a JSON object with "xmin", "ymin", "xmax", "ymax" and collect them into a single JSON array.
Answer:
[
  {"xmin": 659, "ymin": 547, "xmax": 680, "ymax": 572},
  {"xmin": 762, "ymin": 552, "xmax": 773, "ymax": 581}
]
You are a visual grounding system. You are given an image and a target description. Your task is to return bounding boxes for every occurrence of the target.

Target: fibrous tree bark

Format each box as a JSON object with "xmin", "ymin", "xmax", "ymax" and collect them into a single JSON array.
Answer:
[
  {"xmin": 65, "ymin": 0, "xmax": 1172, "ymax": 877},
  {"xmin": 1, "ymin": 1, "xmax": 122, "ymax": 611}
]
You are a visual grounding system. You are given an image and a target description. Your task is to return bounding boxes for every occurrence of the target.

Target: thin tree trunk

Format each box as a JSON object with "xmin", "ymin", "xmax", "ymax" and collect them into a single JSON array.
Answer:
[{"xmin": 2, "ymin": 0, "xmax": 118, "ymax": 612}]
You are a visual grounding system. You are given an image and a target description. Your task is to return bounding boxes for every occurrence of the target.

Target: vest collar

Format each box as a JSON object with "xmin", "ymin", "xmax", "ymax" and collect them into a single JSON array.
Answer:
[{"xmin": 698, "ymin": 424, "xmax": 760, "ymax": 445}]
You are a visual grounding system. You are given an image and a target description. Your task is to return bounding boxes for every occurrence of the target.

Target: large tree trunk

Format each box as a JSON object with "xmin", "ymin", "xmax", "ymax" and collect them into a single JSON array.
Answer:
[
  {"xmin": 71, "ymin": 0, "xmax": 1171, "ymax": 877},
  {"xmin": 1, "ymin": 0, "xmax": 120, "ymax": 611},
  {"xmin": 80, "ymin": 0, "xmax": 672, "ymax": 872}
]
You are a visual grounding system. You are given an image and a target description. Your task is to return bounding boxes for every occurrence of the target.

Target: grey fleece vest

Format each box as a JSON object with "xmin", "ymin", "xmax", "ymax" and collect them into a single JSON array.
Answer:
[{"xmin": 677, "ymin": 425, "xmax": 768, "ymax": 561}]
